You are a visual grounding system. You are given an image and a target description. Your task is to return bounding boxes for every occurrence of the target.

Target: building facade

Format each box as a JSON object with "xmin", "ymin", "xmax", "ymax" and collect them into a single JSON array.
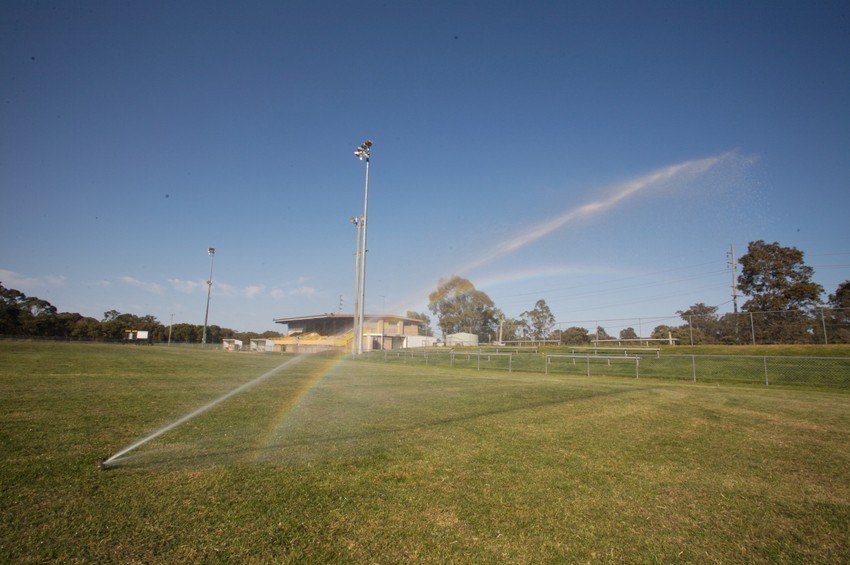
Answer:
[{"xmin": 272, "ymin": 313, "xmax": 425, "ymax": 353}]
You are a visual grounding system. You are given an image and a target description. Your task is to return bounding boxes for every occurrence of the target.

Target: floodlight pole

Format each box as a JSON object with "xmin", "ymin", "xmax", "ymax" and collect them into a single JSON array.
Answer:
[
  {"xmin": 201, "ymin": 247, "xmax": 215, "ymax": 346},
  {"xmin": 350, "ymin": 216, "xmax": 363, "ymax": 355},
  {"xmin": 353, "ymin": 140, "xmax": 372, "ymax": 355}
]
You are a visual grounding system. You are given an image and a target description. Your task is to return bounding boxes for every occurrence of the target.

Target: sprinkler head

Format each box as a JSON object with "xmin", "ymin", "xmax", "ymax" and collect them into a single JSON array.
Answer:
[{"xmin": 96, "ymin": 458, "xmax": 109, "ymax": 470}]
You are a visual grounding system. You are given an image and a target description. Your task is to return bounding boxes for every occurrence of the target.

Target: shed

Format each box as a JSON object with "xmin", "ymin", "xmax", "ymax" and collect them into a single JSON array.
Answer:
[
  {"xmin": 249, "ymin": 339, "xmax": 274, "ymax": 352},
  {"xmin": 446, "ymin": 332, "xmax": 479, "ymax": 347},
  {"xmin": 403, "ymin": 335, "xmax": 438, "ymax": 348}
]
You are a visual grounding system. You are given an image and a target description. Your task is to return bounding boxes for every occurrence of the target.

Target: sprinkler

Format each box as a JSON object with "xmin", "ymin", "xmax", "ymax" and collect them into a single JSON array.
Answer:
[{"xmin": 96, "ymin": 457, "xmax": 110, "ymax": 470}]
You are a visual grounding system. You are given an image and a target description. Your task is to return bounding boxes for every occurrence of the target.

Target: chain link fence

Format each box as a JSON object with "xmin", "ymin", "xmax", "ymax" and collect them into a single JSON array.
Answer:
[
  {"xmin": 553, "ymin": 308, "xmax": 850, "ymax": 346},
  {"xmin": 366, "ymin": 349, "xmax": 850, "ymax": 388}
]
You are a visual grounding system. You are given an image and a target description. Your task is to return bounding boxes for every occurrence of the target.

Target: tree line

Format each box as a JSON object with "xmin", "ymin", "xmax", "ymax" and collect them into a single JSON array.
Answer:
[
  {"xmin": 0, "ymin": 286, "xmax": 281, "ymax": 344},
  {"xmin": 3, "ymin": 240, "xmax": 847, "ymax": 346},
  {"xmin": 424, "ymin": 240, "xmax": 850, "ymax": 345}
]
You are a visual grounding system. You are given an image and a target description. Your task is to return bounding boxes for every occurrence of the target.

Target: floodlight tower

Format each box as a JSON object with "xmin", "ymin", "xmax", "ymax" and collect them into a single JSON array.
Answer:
[
  {"xmin": 353, "ymin": 140, "xmax": 372, "ymax": 354},
  {"xmin": 201, "ymin": 247, "xmax": 215, "ymax": 346}
]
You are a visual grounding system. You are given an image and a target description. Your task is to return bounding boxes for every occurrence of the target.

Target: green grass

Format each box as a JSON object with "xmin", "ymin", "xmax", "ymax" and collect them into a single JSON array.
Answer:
[
  {"xmin": 377, "ymin": 346, "xmax": 850, "ymax": 388},
  {"xmin": 2, "ymin": 341, "xmax": 849, "ymax": 562}
]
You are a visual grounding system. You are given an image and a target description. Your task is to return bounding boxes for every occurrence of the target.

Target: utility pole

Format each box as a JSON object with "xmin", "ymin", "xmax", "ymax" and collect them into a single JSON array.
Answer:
[
  {"xmin": 727, "ymin": 243, "xmax": 740, "ymax": 344},
  {"xmin": 727, "ymin": 243, "xmax": 739, "ymax": 313}
]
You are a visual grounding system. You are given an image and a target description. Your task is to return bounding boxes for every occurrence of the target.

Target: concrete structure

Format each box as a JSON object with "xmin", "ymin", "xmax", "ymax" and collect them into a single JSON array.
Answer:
[
  {"xmin": 272, "ymin": 313, "xmax": 425, "ymax": 353},
  {"xmin": 403, "ymin": 335, "xmax": 439, "ymax": 348},
  {"xmin": 222, "ymin": 339, "xmax": 243, "ymax": 352},
  {"xmin": 249, "ymin": 339, "xmax": 275, "ymax": 352},
  {"xmin": 446, "ymin": 332, "xmax": 479, "ymax": 347}
]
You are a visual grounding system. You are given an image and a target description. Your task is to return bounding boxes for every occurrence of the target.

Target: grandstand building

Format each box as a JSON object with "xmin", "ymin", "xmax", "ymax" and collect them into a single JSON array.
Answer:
[{"xmin": 272, "ymin": 313, "xmax": 425, "ymax": 353}]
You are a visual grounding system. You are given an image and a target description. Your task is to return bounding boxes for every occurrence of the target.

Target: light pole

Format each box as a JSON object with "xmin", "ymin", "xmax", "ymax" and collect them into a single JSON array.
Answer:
[
  {"xmin": 350, "ymin": 216, "xmax": 363, "ymax": 355},
  {"xmin": 201, "ymin": 247, "xmax": 215, "ymax": 346},
  {"xmin": 353, "ymin": 139, "xmax": 371, "ymax": 354}
]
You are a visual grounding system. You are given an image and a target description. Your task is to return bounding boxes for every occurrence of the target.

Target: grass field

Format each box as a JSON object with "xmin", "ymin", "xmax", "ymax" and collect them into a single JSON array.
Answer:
[{"xmin": 2, "ymin": 341, "xmax": 849, "ymax": 562}]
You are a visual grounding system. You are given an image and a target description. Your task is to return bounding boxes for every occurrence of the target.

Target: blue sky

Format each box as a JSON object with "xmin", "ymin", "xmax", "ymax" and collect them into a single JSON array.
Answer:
[{"xmin": 2, "ymin": 1, "xmax": 848, "ymax": 335}]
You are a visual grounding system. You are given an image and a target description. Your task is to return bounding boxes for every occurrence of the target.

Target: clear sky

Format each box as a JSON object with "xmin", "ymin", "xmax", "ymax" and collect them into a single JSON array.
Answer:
[{"xmin": 2, "ymin": 1, "xmax": 849, "ymax": 335}]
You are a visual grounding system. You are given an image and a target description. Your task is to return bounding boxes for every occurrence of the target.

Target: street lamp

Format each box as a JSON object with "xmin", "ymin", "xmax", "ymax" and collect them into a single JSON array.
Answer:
[
  {"xmin": 201, "ymin": 247, "xmax": 215, "ymax": 346},
  {"xmin": 353, "ymin": 140, "xmax": 371, "ymax": 354}
]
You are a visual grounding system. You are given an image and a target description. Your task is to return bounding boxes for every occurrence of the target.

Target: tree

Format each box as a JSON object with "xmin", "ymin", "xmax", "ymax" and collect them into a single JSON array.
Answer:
[
  {"xmin": 406, "ymin": 311, "xmax": 433, "ymax": 336},
  {"xmin": 0, "ymin": 283, "xmax": 28, "ymax": 335},
  {"xmin": 520, "ymin": 299, "xmax": 556, "ymax": 340},
  {"xmin": 738, "ymin": 240, "xmax": 824, "ymax": 343},
  {"xmin": 826, "ymin": 280, "xmax": 850, "ymax": 344},
  {"xmin": 651, "ymin": 324, "xmax": 689, "ymax": 345},
  {"xmin": 594, "ymin": 326, "xmax": 611, "ymax": 343},
  {"xmin": 428, "ymin": 276, "xmax": 498, "ymax": 341},
  {"xmin": 21, "ymin": 296, "xmax": 59, "ymax": 336},
  {"xmin": 559, "ymin": 326, "xmax": 590, "ymax": 345},
  {"xmin": 0, "ymin": 283, "xmax": 61, "ymax": 336},
  {"xmin": 678, "ymin": 303, "xmax": 721, "ymax": 344},
  {"xmin": 497, "ymin": 316, "xmax": 522, "ymax": 343},
  {"xmin": 619, "ymin": 327, "xmax": 638, "ymax": 340}
]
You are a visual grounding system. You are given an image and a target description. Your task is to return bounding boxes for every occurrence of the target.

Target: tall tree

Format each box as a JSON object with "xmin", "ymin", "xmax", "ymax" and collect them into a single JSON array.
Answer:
[
  {"xmin": 738, "ymin": 240, "xmax": 823, "ymax": 343},
  {"xmin": 826, "ymin": 280, "xmax": 850, "ymax": 344},
  {"xmin": 0, "ymin": 283, "xmax": 28, "ymax": 334},
  {"xmin": 520, "ymin": 299, "xmax": 556, "ymax": 340},
  {"xmin": 428, "ymin": 276, "xmax": 498, "ymax": 341},
  {"xmin": 678, "ymin": 303, "xmax": 721, "ymax": 344}
]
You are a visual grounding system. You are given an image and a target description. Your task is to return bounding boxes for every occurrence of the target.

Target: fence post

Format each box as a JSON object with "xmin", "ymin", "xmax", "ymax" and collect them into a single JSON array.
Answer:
[
  {"xmin": 691, "ymin": 355, "xmax": 697, "ymax": 382},
  {"xmin": 635, "ymin": 357, "xmax": 640, "ymax": 379},
  {"xmin": 763, "ymin": 356, "xmax": 769, "ymax": 386},
  {"xmin": 750, "ymin": 312, "xmax": 756, "ymax": 345},
  {"xmin": 509, "ymin": 353, "xmax": 512, "ymax": 373},
  {"xmin": 821, "ymin": 309, "xmax": 828, "ymax": 345},
  {"xmin": 586, "ymin": 356, "xmax": 590, "ymax": 377}
]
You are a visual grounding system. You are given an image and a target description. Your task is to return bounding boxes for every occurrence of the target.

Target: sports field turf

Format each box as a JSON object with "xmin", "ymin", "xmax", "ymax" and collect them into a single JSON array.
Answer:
[{"xmin": 1, "ymin": 341, "xmax": 848, "ymax": 562}]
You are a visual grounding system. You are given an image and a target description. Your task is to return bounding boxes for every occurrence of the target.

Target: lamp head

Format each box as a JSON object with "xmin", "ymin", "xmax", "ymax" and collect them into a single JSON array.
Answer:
[
  {"xmin": 208, "ymin": 247, "xmax": 215, "ymax": 255},
  {"xmin": 354, "ymin": 140, "xmax": 372, "ymax": 161}
]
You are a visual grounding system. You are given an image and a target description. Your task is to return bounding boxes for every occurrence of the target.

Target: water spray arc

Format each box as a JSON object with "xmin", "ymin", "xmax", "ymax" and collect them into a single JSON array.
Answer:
[
  {"xmin": 100, "ymin": 356, "xmax": 307, "ymax": 467},
  {"xmin": 461, "ymin": 153, "xmax": 731, "ymax": 275}
]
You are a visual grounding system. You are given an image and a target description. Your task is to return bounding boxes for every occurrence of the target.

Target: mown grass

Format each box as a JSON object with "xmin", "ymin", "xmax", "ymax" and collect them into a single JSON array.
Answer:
[
  {"xmin": 1, "ymin": 341, "xmax": 849, "ymax": 562},
  {"xmin": 379, "ymin": 345, "xmax": 850, "ymax": 388}
]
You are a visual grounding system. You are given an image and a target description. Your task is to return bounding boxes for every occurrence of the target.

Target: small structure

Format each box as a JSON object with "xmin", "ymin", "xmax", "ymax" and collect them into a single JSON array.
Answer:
[
  {"xmin": 124, "ymin": 330, "xmax": 149, "ymax": 341},
  {"xmin": 446, "ymin": 332, "xmax": 479, "ymax": 347},
  {"xmin": 403, "ymin": 335, "xmax": 438, "ymax": 348},
  {"xmin": 222, "ymin": 339, "xmax": 243, "ymax": 352},
  {"xmin": 249, "ymin": 339, "xmax": 274, "ymax": 352}
]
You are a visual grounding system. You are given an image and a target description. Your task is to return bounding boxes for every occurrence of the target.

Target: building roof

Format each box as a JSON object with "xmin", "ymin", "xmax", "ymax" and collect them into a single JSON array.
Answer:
[{"xmin": 273, "ymin": 313, "xmax": 424, "ymax": 325}]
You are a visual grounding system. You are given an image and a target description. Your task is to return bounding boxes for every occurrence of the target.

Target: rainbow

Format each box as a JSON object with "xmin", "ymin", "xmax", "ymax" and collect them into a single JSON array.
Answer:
[{"xmin": 250, "ymin": 353, "xmax": 347, "ymax": 461}]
